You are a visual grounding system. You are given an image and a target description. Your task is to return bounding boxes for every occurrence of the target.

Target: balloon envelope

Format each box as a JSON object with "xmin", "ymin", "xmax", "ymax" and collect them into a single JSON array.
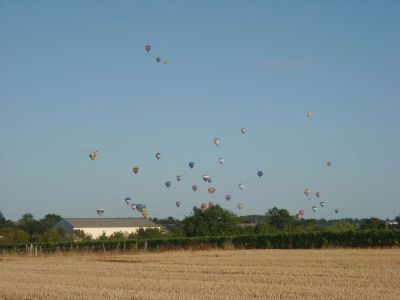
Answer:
[
  {"xmin": 156, "ymin": 57, "xmax": 161, "ymax": 63},
  {"xmin": 97, "ymin": 209, "xmax": 104, "ymax": 217},
  {"xmin": 240, "ymin": 128, "xmax": 246, "ymax": 134},
  {"xmin": 124, "ymin": 197, "xmax": 132, "ymax": 205},
  {"xmin": 335, "ymin": 209, "xmax": 339, "ymax": 213},
  {"xmin": 192, "ymin": 185, "xmax": 198, "ymax": 192},
  {"xmin": 142, "ymin": 210, "xmax": 149, "ymax": 218},
  {"xmin": 306, "ymin": 112, "xmax": 312, "ymax": 118},
  {"xmin": 218, "ymin": 158, "xmax": 224, "ymax": 164},
  {"xmin": 312, "ymin": 206, "xmax": 317, "ymax": 212},
  {"xmin": 88, "ymin": 151, "xmax": 97, "ymax": 160},
  {"xmin": 257, "ymin": 171, "xmax": 263, "ymax": 177},
  {"xmin": 176, "ymin": 201, "xmax": 181, "ymax": 207},
  {"xmin": 213, "ymin": 138, "xmax": 221, "ymax": 146},
  {"xmin": 208, "ymin": 201, "xmax": 214, "ymax": 207},
  {"xmin": 238, "ymin": 203, "xmax": 244, "ymax": 209},
  {"xmin": 327, "ymin": 161, "xmax": 332, "ymax": 167},
  {"xmin": 133, "ymin": 167, "xmax": 139, "ymax": 174},
  {"xmin": 225, "ymin": 194, "xmax": 231, "ymax": 201},
  {"xmin": 145, "ymin": 45, "xmax": 151, "ymax": 52},
  {"xmin": 200, "ymin": 203, "xmax": 207, "ymax": 209},
  {"xmin": 207, "ymin": 177, "xmax": 213, "ymax": 183},
  {"xmin": 238, "ymin": 183, "xmax": 245, "ymax": 190},
  {"xmin": 299, "ymin": 209, "xmax": 305, "ymax": 216},
  {"xmin": 320, "ymin": 201, "xmax": 325, "ymax": 207},
  {"xmin": 208, "ymin": 187, "xmax": 216, "ymax": 194},
  {"xmin": 189, "ymin": 162, "xmax": 195, "ymax": 169},
  {"xmin": 202, "ymin": 175, "xmax": 210, "ymax": 182},
  {"xmin": 304, "ymin": 188, "xmax": 311, "ymax": 197},
  {"xmin": 176, "ymin": 175, "xmax": 182, "ymax": 182},
  {"xmin": 165, "ymin": 181, "xmax": 172, "ymax": 188},
  {"xmin": 156, "ymin": 153, "xmax": 161, "ymax": 160},
  {"xmin": 130, "ymin": 203, "xmax": 136, "ymax": 210}
]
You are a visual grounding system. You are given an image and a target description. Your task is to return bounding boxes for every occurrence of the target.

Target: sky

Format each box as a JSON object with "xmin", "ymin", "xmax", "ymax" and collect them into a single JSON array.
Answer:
[{"xmin": 0, "ymin": 0, "xmax": 399, "ymax": 221}]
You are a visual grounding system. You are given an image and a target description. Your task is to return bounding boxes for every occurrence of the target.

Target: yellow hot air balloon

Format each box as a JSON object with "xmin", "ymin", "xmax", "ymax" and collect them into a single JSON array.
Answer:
[
  {"xmin": 142, "ymin": 210, "xmax": 149, "ymax": 218},
  {"xmin": 88, "ymin": 151, "xmax": 97, "ymax": 160},
  {"xmin": 306, "ymin": 112, "xmax": 312, "ymax": 118}
]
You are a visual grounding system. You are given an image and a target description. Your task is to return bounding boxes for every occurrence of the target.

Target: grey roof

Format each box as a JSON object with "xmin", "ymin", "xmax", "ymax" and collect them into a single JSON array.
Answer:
[{"xmin": 62, "ymin": 218, "xmax": 160, "ymax": 228}]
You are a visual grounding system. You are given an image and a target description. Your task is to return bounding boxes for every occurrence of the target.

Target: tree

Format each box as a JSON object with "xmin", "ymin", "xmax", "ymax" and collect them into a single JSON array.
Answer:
[
  {"xmin": 39, "ymin": 214, "xmax": 61, "ymax": 230},
  {"xmin": 182, "ymin": 205, "xmax": 237, "ymax": 237},
  {"xmin": 332, "ymin": 220, "xmax": 356, "ymax": 231},
  {"xmin": 265, "ymin": 207, "xmax": 295, "ymax": 231},
  {"xmin": 360, "ymin": 217, "xmax": 385, "ymax": 230}
]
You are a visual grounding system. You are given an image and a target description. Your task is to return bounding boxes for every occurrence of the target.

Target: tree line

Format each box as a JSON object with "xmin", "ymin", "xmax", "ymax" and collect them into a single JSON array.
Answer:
[{"xmin": 1, "ymin": 207, "xmax": 399, "ymax": 244}]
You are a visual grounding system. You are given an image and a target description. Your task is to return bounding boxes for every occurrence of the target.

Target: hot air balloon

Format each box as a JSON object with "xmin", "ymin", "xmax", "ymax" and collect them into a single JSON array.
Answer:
[
  {"xmin": 156, "ymin": 153, "xmax": 161, "ymax": 160},
  {"xmin": 316, "ymin": 192, "xmax": 321, "ymax": 198},
  {"xmin": 306, "ymin": 112, "xmax": 312, "ymax": 118},
  {"xmin": 132, "ymin": 167, "xmax": 139, "ymax": 174},
  {"xmin": 165, "ymin": 181, "xmax": 172, "ymax": 188},
  {"xmin": 208, "ymin": 201, "xmax": 214, "ymax": 207},
  {"xmin": 299, "ymin": 209, "xmax": 305, "ymax": 217},
  {"xmin": 124, "ymin": 197, "xmax": 132, "ymax": 205},
  {"xmin": 88, "ymin": 151, "xmax": 97, "ymax": 160},
  {"xmin": 208, "ymin": 187, "xmax": 216, "ymax": 194},
  {"xmin": 136, "ymin": 204, "xmax": 146, "ymax": 212},
  {"xmin": 238, "ymin": 183, "xmax": 245, "ymax": 190},
  {"xmin": 156, "ymin": 57, "xmax": 161, "ymax": 63},
  {"xmin": 327, "ymin": 161, "xmax": 332, "ymax": 167},
  {"xmin": 176, "ymin": 201, "xmax": 181, "ymax": 207},
  {"xmin": 213, "ymin": 137, "xmax": 221, "ymax": 146},
  {"xmin": 200, "ymin": 203, "xmax": 207, "ymax": 210},
  {"xmin": 192, "ymin": 185, "xmax": 198, "ymax": 192},
  {"xmin": 320, "ymin": 201, "xmax": 325, "ymax": 207},
  {"xmin": 218, "ymin": 157, "xmax": 224, "ymax": 164},
  {"xmin": 142, "ymin": 210, "xmax": 149, "ymax": 218},
  {"xmin": 240, "ymin": 128, "xmax": 246, "ymax": 134},
  {"xmin": 130, "ymin": 203, "xmax": 136, "ymax": 210},
  {"xmin": 257, "ymin": 171, "xmax": 263, "ymax": 177},
  {"xmin": 335, "ymin": 209, "xmax": 339, "ymax": 214},
  {"xmin": 207, "ymin": 177, "xmax": 213, "ymax": 183},
  {"xmin": 225, "ymin": 194, "xmax": 231, "ymax": 201},
  {"xmin": 145, "ymin": 45, "xmax": 151, "ymax": 52},
  {"xmin": 97, "ymin": 209, "xmax": 104, "ymax": 217},
  {"xmin": 202, "ymin": 175, "xmax": 210, "ymax": 182},
  {"xmin": 238, "ymin": 203, "xmax": 244, "ymax": 209},
  {"xmin": 176, "ymin": 175, "xmax": 182, "ymax": 182},
  {"xmin": 304, "ymin": 188, "xmax": 312, "ymax": 198},
  {"xmin": 163, "ymin": 60, "xmax": 168, "ymax": 65},
  {"xmin": 312, "ymin": 206, "xmax": 317, "ymax": 212}
]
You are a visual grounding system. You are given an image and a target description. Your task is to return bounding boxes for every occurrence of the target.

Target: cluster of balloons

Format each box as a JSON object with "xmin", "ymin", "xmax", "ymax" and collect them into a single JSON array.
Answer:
[
  {"xmin": 145, "ymin": 44, "xmax": 168, "ymax": 65},
  {"xmin": 124, "ymin": 197, "xmax": 149, "ymax": 218}
]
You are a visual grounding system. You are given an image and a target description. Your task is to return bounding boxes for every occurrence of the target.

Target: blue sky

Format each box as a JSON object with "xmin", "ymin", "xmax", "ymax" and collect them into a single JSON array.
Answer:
[{"xmin": 1, "ymin": 0, "xmax": 399, "ymax": 221}]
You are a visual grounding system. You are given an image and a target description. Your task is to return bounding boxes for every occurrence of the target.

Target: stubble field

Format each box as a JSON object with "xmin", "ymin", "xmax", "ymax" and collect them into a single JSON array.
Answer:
[{"xmin": 0, "ymin": 249, "xmax": 399, "ymax": 299}]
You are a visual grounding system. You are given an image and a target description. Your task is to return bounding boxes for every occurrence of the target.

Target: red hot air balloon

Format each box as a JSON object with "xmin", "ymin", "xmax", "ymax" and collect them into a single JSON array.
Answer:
[{"xmin": 208, "ymin": 187, "xmax": 216, "ymax": 194}]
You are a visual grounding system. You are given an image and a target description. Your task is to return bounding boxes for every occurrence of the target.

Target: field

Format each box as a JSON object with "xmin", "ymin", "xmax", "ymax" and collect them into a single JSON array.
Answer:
[{"xmin": 0, "ymin": 249, "xmax": 399, "ymax": 299}]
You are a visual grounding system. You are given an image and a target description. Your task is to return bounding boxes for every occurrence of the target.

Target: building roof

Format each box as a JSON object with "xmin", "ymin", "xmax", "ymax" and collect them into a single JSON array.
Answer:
[{"xmin": 62, "ymin": 218, "xmax": 160, "ymax": 228}]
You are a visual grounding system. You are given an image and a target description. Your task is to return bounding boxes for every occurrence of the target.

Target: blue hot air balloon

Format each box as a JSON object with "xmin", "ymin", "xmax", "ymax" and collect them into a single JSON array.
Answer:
[
  {"xmin": 165, "ymin": 181, "xmax": 172, "ymax": 188},
  {"xmin": 257, "ymin": 171, "xmax": 263, "ymax": 177},
  {"xmin": 189, "ymin": 162, "xmax": 195, "ymax": 169}
]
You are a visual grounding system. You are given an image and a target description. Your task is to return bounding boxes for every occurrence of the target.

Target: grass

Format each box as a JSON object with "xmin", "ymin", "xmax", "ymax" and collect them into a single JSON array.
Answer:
[{"xmin": 0, "ymin": 249, "xmax": 399, "ymax": 299}]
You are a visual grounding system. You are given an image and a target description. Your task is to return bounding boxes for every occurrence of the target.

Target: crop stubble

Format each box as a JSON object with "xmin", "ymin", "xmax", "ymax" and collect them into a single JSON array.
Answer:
[{"xmin": 0, "ymin": 249, "xmax": 399, "ymax": 299}]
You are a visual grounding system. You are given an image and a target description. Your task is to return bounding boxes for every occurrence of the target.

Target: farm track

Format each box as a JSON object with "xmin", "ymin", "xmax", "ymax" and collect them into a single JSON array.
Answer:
[{"xmin": 0, "ymin": 249, "xmax": 399, "ymax": 299}]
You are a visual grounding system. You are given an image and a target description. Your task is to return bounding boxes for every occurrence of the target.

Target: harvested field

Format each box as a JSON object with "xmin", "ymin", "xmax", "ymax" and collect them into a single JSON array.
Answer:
[{"xmin": 0, "ymin": 249, "xmax": 399, "ymax": 299}]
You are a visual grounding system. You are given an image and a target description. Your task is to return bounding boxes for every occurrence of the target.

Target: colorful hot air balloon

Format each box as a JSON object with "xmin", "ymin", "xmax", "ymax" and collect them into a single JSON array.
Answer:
[
  {"xmin": 176, "ymin": 201, "xmax": 181, "ymax": 207},
  {"xmin": 156, "ymin": 153, "xmax": 161, "ymax": 160},
  {"xmin": 156, "ymin": 57, "xmax": 161, "ymax": 63},
  {"xmin": 124, "ymin": 197, "xmax": 132, "ymax": 205},
  {"xmin": 218, "ymin": 157, "xmax": 224, "ymax": 164},
  {"xmin": 299, "ymin": 209, "xmax": 305, "ymax": 216},
  {"xmin": 240, "ymin": 128, "xmax": 246, "ymax": 134},
  {"xmin": 238, "ymin": 183, "xmax": 245, "ymax": 190},
  {"xmin": 189, "ymin": 162, "xmax": 195, "ymax": 169},
  {"xmin": 145, "ymin": 45, "xmax": 151, "ymax": 52},
  {"xmin": 200, "ymin": 203, "xmax": 207, "ymax": 210},
  {"xmin": 142, "ymin": 210, "xmax": 149, "ymax": 218},
  {"xmin": 133, "ymin": 167, "xmax": 139, "ymax": 174},
  {"xmin": 202, "ymin": 175, "xmax": 210, "ymax": 182},
  {"xmin": 97, "ymin": 209, "xmax": 104, "ymax": 217},
  {"xmin": 192, "ymin": 184, "xmax": 198, "ymax": 192},
  {"xmin": 257, "ymin": 171, "xmax": 263, "ymax": 177},
  {"xmin": 130, "ymin": 203, "xmax": 136, "ymax": 210},
  {"xmin": 213, "ymin": 137, "xmax": 221, "ymax": 146},
  {"xmin": 225, "ymin": 194, "xmax": 231, "ymax": 201},
  {"xmin": 320, "ymin": 201, "xmax": 325, "ymax": 207},
  {"xmin": 176, "ymin": 175, "xmax": 182, "ymax": 182},
  {"xmin": 316, "ymin": 192, "xmax": 321, "ymax": 198},
  {"xmin": 165, "ymin": 181, "xmax": 172, "ymax": 188},
  {"xmin": 208, "ymin": 187, "xmax": 216, "ymax": 194},
  {"xmin": 312, "ymin": 206, "xmax": 317, "ymax": 212},
  {"xmin": 136, "ymin": 204, "xmax": 146, "ymax": 212},
  {"xmin": 306, "ymin": 112, "xmax": 312, "ymax": 118},
  {"xmin": 238, "ymin": 203, "xmax": 244, "ymax": 209},
  {"xmin": 335, "ymin": 209, "xmax": 339, "ymax": 214},
  {"xmin": 208, "ymin": 201, "xmax": 214, "ymax": 207},
  {"xmin": 88, "ymin": 151, "xmax": 97, "ymax": 160},
  {"xmin": 304, "ymin": 188, "xmax": 312, "ymax": 198}
]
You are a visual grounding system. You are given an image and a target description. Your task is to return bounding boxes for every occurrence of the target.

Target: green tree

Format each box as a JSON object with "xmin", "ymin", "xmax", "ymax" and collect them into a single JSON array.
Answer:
[
  {"xmin": 360, "ymin": 217, "xmax": 385, "ymax": 230},
  {"xmin": 136, "ymin": 228, "xmax": 163, "ymax": 239},
  {"xmin": 332, "ymin": 220, "xmax": 356, "ymax": 231},
  {"xmin": 39, "ymin": 214, "xmax": 61, "ymax": 230},
  {"xmin": 73, "ymin": 229, "xmax": 93, "ymax": 241},
  {"xmin": 265, "ymin": 207, "xmax": 295, "ymax": 231},
  {"xmin": 182, "ymin": 205, "xmax": 237, "ymax": 237}
]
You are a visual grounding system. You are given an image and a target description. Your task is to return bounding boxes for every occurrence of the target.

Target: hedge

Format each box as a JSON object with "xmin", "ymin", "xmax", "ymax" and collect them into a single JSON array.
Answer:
[{"xmin": 1, "ymin": 229, "xmax": 399, "ymax": 254}]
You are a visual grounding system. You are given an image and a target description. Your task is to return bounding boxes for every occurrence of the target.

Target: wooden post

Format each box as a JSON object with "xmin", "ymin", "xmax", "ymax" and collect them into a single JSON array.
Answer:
[
  {"xmin": 102, "ymin": 243, "xmax": 106, "ymax": 254},
  {"xmin": 34, "ymin": 245, "xmax": 38, "ymax": 256},
  {"xmin": 144, "ymin": 241, "xmax": 148, "ymax": 252},
  {"xmin": 123, "ymin": 243, "xmax": 126, "ymax": 253}
]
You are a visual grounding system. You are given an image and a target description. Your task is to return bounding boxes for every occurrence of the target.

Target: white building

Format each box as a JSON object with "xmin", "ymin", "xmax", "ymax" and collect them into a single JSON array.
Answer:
[{"xmin": 54, "ymin": 218, "xmax": 161, "ymax": 238}]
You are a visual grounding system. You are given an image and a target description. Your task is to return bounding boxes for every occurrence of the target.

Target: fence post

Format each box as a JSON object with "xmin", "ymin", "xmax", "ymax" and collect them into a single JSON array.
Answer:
[
  {"xmin": 102, "ymin": 243, "xmax": 106, "ymax": 254},
  {"xmin": 123, "ymin": 243, "xmax": 126, "ymax": 253},
  {"xmin": 144, "ymin": 241, "xmax": 148, "ymax": 251},
  {"xmin": 34, "ymin": 245, "xmax": 38, "ymax": 256}
]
